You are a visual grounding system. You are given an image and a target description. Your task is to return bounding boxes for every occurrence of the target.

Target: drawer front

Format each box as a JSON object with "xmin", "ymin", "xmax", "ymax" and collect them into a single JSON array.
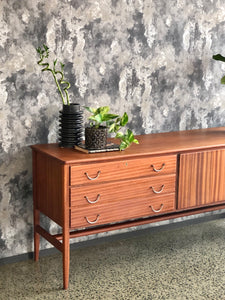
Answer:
[
  {"xmin": 70, "ymin": 155, "xmax": 177, "ymax": 186},
  {"xmin": 70, "ymin": 193, "xmax": 175, "ymax": 229},
  {"xmin": 70, "ymin": 174, "xmax": 176, "ymax": 208}
]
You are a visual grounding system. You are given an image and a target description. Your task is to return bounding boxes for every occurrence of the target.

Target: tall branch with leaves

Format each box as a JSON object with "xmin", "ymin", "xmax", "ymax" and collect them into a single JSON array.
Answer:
[{"xmin": 36, "ymin": 44, "xmax": 71, "ymax": 105}]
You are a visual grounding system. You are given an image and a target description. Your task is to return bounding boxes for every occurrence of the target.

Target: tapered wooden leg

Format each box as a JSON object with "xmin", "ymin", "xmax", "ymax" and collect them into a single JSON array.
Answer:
[
  {"xmin": 34, "ymin": 208, "xmax": 40, "ymax": 261},
  {"xmin": 32, "ymin": 151, "xmax": 40, "ymax": 261},
  {"xmin": 63, "ymin": 227, "xmax": 70, "ymax": 290},
  {"xmin": 62, "ymin": 164, "xmax": 70, "ymax": 290}
]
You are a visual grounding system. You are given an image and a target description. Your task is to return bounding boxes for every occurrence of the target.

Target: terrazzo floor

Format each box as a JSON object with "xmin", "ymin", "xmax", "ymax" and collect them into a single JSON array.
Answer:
[{"xmin": 1, "ymin": 219, "xmax": 225, "ymax": 299}]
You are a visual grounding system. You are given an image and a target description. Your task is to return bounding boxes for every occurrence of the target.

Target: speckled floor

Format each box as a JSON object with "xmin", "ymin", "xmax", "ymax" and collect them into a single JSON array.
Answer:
[{"xmin": 1, "ymin": 219, "xmax": 225, "ymax": 300}]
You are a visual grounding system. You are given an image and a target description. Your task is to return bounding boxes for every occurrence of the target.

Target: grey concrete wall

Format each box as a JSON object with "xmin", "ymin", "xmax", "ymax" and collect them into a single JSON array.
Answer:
[{"xmin": 1, "ymin": 0, "xmax": 225, "ymax": 258}]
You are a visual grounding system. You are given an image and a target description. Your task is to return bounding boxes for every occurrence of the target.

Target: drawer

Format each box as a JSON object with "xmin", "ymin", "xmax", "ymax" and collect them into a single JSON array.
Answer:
[
  {"xmin": 70, "ymin": 193, "xmax": 175, "ymax": 229},
  {"xmin": 70, "ymin": 174, "xmax": 176, "ymax": 208},
  {"xmin": 70, "ymin": 155, "xmax": 177, "ymax": 185}
]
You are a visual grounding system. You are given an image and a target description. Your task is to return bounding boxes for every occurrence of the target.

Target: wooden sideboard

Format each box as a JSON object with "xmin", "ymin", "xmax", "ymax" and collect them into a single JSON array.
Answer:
[{"xmin": 31, "ymin": 127, "xmax": 225, "ymax": 289}]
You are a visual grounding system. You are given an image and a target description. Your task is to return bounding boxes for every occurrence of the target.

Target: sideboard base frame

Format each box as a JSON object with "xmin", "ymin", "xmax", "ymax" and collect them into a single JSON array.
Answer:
[{"xmin": 34, "ymin": 203, "xmax": 225, "ymax": 289}]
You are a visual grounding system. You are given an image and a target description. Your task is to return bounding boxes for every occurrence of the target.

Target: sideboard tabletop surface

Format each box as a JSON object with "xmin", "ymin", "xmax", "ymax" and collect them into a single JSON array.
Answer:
[{"xmin": 30, "ymin": 127, "xmax": 225, "ymax": 164}]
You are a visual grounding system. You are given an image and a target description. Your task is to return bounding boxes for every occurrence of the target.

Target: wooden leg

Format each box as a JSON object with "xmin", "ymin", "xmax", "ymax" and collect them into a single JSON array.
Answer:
[
  {"xmin": 34, "ymin": 209, "xmax": 40, "ymax": 261},
  {"xmin": 32, "ymin": 151, "xmax": 40, "ymax": 262},
  {"xmin": 63, "ymin": 227, "xmax": 70, "ymax": 290},
  {"xmin": 62, "ymin": 164, "xmax": 70, "ymax": 290}
]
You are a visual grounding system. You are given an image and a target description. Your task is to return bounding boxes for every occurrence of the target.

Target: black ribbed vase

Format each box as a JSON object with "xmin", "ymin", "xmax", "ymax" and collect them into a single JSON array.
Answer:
[
  {"xmin": 59, "ymin": 103, "xmax": 83, "ymax": 148},
  {"xmin": 85, "ymin": 126, "xmax": 107, "ymax": 150}
]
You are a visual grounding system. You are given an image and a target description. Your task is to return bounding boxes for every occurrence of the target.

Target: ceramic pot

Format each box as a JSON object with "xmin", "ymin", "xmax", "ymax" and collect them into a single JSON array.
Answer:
[
  {"xmin": 59, "ymin": 103, "xmax": 83, "ymax": 148},
  {"xmin": 85, "ymin": 126, "xmax": 107, "ymax": 149}
]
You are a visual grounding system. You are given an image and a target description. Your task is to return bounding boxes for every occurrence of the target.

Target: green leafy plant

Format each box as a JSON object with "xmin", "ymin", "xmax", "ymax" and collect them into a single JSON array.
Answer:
[
  {"xmin": 36, "ymin": 44, "xmax": 71, "ymax": 105},
  {"xmin": 85, "ymin": 106, "xmax": 119, "ymax": 128},
  {"xmin": 212, "ymin": 54, "xmax": 225, "ymax": 84},
  {"xmin": 85, "ymin": 106, "xmax": 139, "ymax": 150}
]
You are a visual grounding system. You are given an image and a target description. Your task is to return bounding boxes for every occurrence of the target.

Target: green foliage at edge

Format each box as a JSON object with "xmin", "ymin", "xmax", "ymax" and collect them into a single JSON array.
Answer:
[{"xmin": 212, "ymin": 54, "xmax": 225, "ymax": 85}]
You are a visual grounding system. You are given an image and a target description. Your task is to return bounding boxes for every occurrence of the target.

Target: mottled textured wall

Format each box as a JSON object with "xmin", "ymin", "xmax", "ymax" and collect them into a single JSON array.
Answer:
[{"xmin": 1, "ymin": 0, "xmax": 225, "ymax": 259}]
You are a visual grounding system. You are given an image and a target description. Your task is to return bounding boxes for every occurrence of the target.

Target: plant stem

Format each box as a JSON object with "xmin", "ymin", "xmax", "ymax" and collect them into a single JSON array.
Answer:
[
  {"xmin": 37, "ymin": 46, "xmax": 71, "ymax": 105},
  {"xmin": 51, "ymin": 70, "xmax": 66, "ymax": 105}
]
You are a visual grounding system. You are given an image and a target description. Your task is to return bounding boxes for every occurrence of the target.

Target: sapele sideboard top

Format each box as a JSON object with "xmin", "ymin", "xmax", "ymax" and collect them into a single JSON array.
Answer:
[
  {"xmin": 31, "ymin": 126, "xmax": 225, "ymax": 289},
  {"xmin": 32, "ymin": 126, "xmax": 225, "ymax": 164}
]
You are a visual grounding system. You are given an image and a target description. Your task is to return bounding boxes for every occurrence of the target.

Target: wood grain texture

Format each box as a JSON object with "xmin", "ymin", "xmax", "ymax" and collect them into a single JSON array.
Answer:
[
  {"xmin": 70, "ymin": 174, "xmax": 176, "ymax": 208},
  {"xmin": 35, "ymin": 225, "xmax": 63, "ymax": 252},
  {"xmin": 70, "ymin": 193, "xmax": 175, "ymax": 228},
  {"xmin": 30, "ymin": 127, "xmax": 225, "ymax": 164},
  {"xmin": 62, "ymin": 164, "xmax": 70, "ymax": 290},
  {"xmin": 70, "ymin": 155, "xmax": 176, "ymax": 186},
  {"xmin": 178, "ymin": 149, "xmax": 225, "ymax": 209},
  {"xmin": 32, "ymin": 151, "xmax": 40, "ymax": 262},
  {"xmin": 35, "ymin": 152, "xmax": 65, "ymax": 226},
  {"xmin": 56, "ymin": 203, "xmax": 225, "ymax": 241}
]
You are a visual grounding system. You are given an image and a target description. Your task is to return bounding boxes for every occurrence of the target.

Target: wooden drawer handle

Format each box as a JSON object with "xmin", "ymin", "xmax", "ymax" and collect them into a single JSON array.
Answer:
[
  {"xmin": 150, "ymin": 184, "xmax": 165, "ymax": 194},
  {"xmin": 84, "ymin": 171, "xmax": 101, "ymax": 180},
  {"xmin": 84, "ymin": 194, "xmax": 101, "ymax": 204},
  {"xmin": 151, "ymin": 163, "xmax": 165, "ymax": 172},
  {"xmin": 150, "ymin": 204, "xmax": 164, "ymax": 213},
  {"xmin": 85, "ymin": 215, "xmax": 100, "ymax": 224}
]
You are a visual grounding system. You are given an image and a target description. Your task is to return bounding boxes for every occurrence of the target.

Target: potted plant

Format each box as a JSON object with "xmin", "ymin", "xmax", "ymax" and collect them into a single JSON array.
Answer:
[
  {"xmin": 36, "ymin": 44, "xmax": 83, "ymax": 147},
  {"xmin": 85, "ymin": 106, "xmax": 139, "ymax": 150}
]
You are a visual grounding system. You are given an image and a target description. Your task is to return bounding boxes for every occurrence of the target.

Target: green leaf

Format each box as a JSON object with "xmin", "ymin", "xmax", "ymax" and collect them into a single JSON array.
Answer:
[
  {"xmin": 109, "ymin": 124, "xmax": 120, "ymax": 133},
  {"xmin": 99, "ymin": 106, "xmax": 110, "ymax": 115},
  {"xmin": 95, "ymin": 107, "xmax": 101, "ymax": 115},
  {"xmin": 89, "ymin": 114, "xmax": 102, "ymax": 124},
  {"xmin": 94, "ymin": 114, "xmax": 103, "ymax": 124},
  {"xmin": 94, "ymin": 106, "xmax": 109, "ymax": 116},
  {"xmin": 126, "ymin": 129, "xmax": 134, "ymax": 142},
  {"xmin": 102, "ymin": 113, "xmax": 119, "ymax": 122},
  {"xmin": 106, "ymin": 120, "xmax": 114, "ymax": 126},
  {"xmin": 85, "ymin": 106, "xmax": 97, "ymax": 114},
  {"xmin": 88, "ymin": 116, "xmax": 97, "ymax": 122},
  {"xmin": 119, "ymin": 141, "xmax": 129, "ymax": 150},
  {"xmin": 43, "ymin": 44, "xmax": 49, "ymax": 51},
  {"xmin": 115, "ymin": 124, "xmax": 121, "ymax": 132},
  {"xmin": 213, "ymin": 54, "xmax": 225, "ymax": 62},
  {"xmin": 120, "ymin": 112, "xmax": 128, "ymax": 126},
  {"xmin": 221, "ymin": 76, "xmax": 225, "ymax": 84},
  {"xmin": 133, "ymin": 139, "xmax": 139, "ymax": 144},
  {"xmin": 53, "ymin": 60, "xmax": 57, "ymax": 72},
  {"xmin": 108, "ymin": 123, "xmax": 116, "ymax": 133},
  {"xmin": 43, "ymin": 45, "xmax": 49, "ymax": 58},
  {"xmin": 116, "ymin": 132, "xmax": 124, "ymax": 139}
]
